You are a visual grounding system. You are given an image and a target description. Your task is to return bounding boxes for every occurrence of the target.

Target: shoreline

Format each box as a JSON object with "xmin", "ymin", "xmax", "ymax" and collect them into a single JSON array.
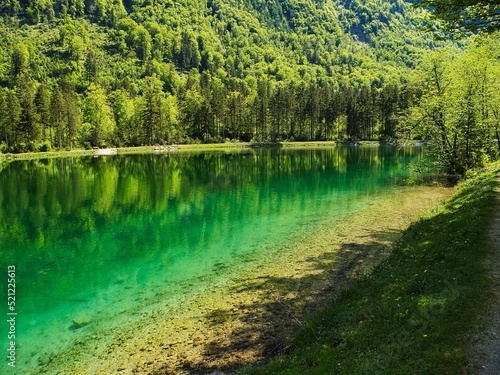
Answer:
[
  {"xmin": 0, "ymin": 140, "xmax": 394, "ymax": 162},
  {"xmin": 37, "ymin": 184, "xmax": 453, "ymax": 374}
]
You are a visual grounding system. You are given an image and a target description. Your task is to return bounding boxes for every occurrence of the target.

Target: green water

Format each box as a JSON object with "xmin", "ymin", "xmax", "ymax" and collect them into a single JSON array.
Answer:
[{"xmin": 0, "ymin": 146, "xmax": 422, "ymax": 372}]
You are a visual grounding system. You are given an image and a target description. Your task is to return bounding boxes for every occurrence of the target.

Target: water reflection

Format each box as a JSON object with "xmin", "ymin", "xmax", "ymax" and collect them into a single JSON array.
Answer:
[
  {"xmin": 0, "ymin": 146, "xmax": 421, "ymax": 371},
  {"xmin": 0, "ymin": 147, "xmax": 422, "ymax": 309}
]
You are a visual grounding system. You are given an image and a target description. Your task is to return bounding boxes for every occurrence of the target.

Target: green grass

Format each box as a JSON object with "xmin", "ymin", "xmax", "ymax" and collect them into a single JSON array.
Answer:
[
  {"xmin": 242, "ymin": 162, "xmax": 500, "ymax": 375},
  {"xmin": 0, "ymin": 141, "xmax": 343, "ymax": 161},
  {"xmin": 0, "ymin": 146, "xmax": 156, "ymax": 161},
  {"xmin": 0, "ymin": 141, "xmax": 406, "ymax": 162}
]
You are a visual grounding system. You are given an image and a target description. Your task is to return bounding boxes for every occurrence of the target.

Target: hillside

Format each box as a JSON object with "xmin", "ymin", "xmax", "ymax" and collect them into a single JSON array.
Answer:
[{"xmin": 0, "ymin": 0, "xmax": 450, "ymax": 150}]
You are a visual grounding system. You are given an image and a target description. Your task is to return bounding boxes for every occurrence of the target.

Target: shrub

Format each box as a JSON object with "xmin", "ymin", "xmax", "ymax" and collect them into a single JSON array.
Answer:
[{"xmin": 38, "ymin": 141, "xmax": 52, "ymax": 152}]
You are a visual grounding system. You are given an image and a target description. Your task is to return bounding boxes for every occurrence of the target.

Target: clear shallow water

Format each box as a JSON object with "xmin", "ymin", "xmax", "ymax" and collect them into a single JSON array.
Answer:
[{"xmin": 0, "ymin": 146, "xmax": 422, "ymax": 372}]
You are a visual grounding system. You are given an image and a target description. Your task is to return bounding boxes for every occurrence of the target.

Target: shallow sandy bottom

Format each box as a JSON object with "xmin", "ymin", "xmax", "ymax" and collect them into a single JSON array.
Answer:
[{"xmin": 40, "ymin": 185, "xmax": 453, "ymax": 375}]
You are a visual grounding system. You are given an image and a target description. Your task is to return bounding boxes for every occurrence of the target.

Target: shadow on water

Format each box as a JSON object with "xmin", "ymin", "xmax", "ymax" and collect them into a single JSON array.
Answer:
[{"xmin": 151, "ymin": 228, "xmax": 402, "ymax": 375}]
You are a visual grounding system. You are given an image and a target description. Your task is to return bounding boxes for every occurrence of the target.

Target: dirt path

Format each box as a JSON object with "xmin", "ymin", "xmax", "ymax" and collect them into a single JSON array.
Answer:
[{"xmin": 471, "ymin": 175, "xmax": 500, "ymax": 374}]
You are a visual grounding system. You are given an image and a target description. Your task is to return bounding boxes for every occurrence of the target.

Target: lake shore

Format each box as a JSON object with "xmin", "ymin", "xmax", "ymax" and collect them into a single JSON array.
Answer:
[
  {"xmin": 243, "ymin": 163, "xmax": 500, "ymax": 375},
  {"xmin": 37, "ymin": 184, "xmax": 453, "ymax": 374},
  {"xmin": 0, "ymin": 140, "xmax": 392, "ymax": 161}
]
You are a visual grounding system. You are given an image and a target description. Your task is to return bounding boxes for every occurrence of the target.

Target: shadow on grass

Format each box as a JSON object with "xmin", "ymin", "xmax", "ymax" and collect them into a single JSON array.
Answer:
[{"xmin": 150, "ymin": 229, "xmax": 402, "ymax": 374}]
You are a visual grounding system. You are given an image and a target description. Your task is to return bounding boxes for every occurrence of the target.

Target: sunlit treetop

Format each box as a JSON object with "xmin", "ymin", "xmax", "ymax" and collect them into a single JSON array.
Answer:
[{"xmin": 415, "ymin": 0, "xmax": 500, "ymax": 34}]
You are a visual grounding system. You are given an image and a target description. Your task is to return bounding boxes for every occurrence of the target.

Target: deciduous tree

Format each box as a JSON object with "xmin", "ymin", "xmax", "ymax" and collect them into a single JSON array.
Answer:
[{"xmin": 415, "ymin": 0, "xmax": 500, "ymax": 34}]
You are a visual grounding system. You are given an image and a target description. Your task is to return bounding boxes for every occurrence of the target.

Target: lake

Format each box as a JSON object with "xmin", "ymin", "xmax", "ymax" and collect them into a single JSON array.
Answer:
[{"xmin": 0, "ymin": 146, "xmax": 441, "ymax": 373}]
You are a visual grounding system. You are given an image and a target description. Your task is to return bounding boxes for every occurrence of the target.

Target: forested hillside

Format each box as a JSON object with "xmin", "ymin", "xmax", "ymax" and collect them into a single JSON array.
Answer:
[{"xmin": 0, "ymin": 0, "xmax": 450, "ymax": 151}]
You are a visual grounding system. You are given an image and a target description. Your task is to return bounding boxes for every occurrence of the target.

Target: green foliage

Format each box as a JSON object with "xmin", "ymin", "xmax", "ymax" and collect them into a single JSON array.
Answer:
[
  {"xmin": 82, "ymin": 83, "xmax": 115, "ymax": 146},
  {"xmin": 38, "ymin": 140, "xmax": 52, "ymax": 152},
  {"xmin": 0, "ymin": 0, "xmax": 467, "ymax": 153},
  {"xmin": 400, "ymin": 36, "xmax": 500, "ymax": 175},
  {"xmin": 11, "ymin": 42, "xmax": 29, "ymax": 80},
  {"xmin": 415, "ymin": 0, "xmax": 500, "ymax": 34}
]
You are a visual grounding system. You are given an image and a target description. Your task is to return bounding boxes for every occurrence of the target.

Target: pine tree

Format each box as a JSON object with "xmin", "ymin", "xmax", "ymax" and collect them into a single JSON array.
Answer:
[
  {"xmin": 17, "ymin": 74, "xmax": 40, "ymax": 147},
  {"xmin": 50, "ymin": 86, "xmax": 66, "ymax": 149},
  {"xmin": 35, "ymin": 83, "xmax": 51, "ymax": 142},
  {"xmin": 141, "ymin": 75, "xmax": 165, "ymax": 145}
]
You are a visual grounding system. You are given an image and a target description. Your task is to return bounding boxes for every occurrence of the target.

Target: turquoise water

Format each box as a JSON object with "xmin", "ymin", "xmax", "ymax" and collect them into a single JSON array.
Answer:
[{"xmin": 0, "ymin": 146, "xmax": 422, "ymax": 372}]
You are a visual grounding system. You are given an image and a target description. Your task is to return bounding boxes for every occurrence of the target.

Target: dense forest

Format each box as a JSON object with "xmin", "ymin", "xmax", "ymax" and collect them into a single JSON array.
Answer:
[{"xmin": 0, "ymin": 0, "xmax": 499, "ymax": 174}]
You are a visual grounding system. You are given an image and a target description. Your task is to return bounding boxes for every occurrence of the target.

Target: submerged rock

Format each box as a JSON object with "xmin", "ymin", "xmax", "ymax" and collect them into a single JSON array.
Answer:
[{"xmin": 71, "ymin": 316, "xmax": 92, "ymax": 329}]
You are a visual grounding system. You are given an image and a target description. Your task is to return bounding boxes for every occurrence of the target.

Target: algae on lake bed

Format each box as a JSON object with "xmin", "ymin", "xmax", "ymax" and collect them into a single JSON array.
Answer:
[{"xmin": 39, "ymin": 185, "xmax": 452, "ymax": 374}]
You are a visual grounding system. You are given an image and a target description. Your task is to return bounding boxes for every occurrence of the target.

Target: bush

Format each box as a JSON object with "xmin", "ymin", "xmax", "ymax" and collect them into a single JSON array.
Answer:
[
  {"xmin": 25, "ymin": 142, "xmax": 36, "ymax": 152},
  {"xmin": 12, "ymin": 142, "xmax": 27, "ymax": 153},
  {"xmin": 203, "ymin": 133, "xmax": 225, "ymax": 144},
  {"xmin": 38, "ymin": 141, "xmax": 52, "ymax": 152}
]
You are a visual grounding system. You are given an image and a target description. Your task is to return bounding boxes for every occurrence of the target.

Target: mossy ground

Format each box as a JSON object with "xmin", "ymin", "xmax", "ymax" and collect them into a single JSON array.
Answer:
[{"xmin": 243, "ymin": 162, "xmax": 500, "ymax": 375}]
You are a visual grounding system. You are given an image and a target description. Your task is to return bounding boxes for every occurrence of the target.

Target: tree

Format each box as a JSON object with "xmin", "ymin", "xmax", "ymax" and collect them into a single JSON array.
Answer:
[
  {"xmin": 84, "ymin": 49, "xmax": 100, "ymax": 84},
  {"xmin": 65, "ymin": 90, "xmax": 80, "ymax": 149},
  {"xmin": 35, "ymin": 83, "xmax": 52, "ymax": 142},
  {"xmin": 49, "ymin": 87, "xmax": 66, "ymax": 148},
  {"xmin": 379, "ymin": 84, "xmax": 400, "ymax": 138},
  {"xmin": 206, "ymin": 75, "xmax": 227, "ymax": 140},
  {"xmin": 178, "ymin": 32, "xmax": 200, "ymax": 70},
  {"xmin": 226, "ymin": 91, "xmax": 245, "ymax": 140},
  {"xmin": 269, "ymin": 84, "xmax": 291, "ymax": 142},
  {"xmin": 109, "ymin": 89, "xmax": 134, "ymax": 146},
  {"xmin": 254, "ymin": 80, "xmax": 270, "ymax": 141},
  {"xmin": 109, "ymin": 0, "xmax": 127, "ymax": 26},
  {"xmin": 68, "ymin": 35, "xmax": 86, "ymax": 62},
  {"xmin": 17, "ymin": 74, "xmax": 40, "ymax": 146},
  {"xmin": 141, "ymin": 75, "xmax": 167, "ymax": 145},
  {"xmin": 345, "ymin": 87, "xmax": 360, "ymax": 140},
  {"xmin": 401, "ymin": 40, "xmax": 500, "ymax": 175},
  {"xmin": 179, "ymin": 86, "xmax": 204, "ymax": 143},
  {"xmin": 82, "ymin": 84, "xmax": 115, "ymax": 147},
  {"xmin": 305, "ymin": 82, "xmax": 320, "ymax": 141},
  {"xmin": 1, "ymin": 89, "xmax": 22, "ymax": 149},
  {"xmin": 49, "ymin": 83, "xmax": 81, "ymax": 149},
  {"xmin": 322, "ymin": 89, "xmax": 344, "ymax": 141},
  {"xmin": 11, "ymin": 43, "xmax": 29, "ymax": 81},
  {"xmin": 415, "ymin": 0, "xmax": 500, "ymax": 34},
  {"xmin": 133, "ymin": 25, "xmax": 152, "ymax": 62}
]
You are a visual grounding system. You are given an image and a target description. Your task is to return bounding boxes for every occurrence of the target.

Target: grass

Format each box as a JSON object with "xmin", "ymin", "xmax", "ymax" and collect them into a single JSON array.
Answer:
[
  {"xmin": 0, "ymin": 140, "xmax": 381, "ymax": 162},
  {"xmin": 0, "ymin": 146, "xmax": 157, "ymax": 161},
  {"xmin": 242, "ymin": 162, "xmax": 500, "ymax": 375}
]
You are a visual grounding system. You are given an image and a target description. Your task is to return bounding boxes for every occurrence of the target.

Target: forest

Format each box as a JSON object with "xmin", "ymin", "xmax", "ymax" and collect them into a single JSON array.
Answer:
[{"xmin": 0, "ymin": 0, "xmax": 499, "ymax": 174}]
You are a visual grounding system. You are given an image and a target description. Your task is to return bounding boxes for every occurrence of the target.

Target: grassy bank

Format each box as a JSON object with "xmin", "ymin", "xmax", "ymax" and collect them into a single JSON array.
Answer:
[
  {"xmin": 0, "ymin": 141, "xmax": 379, "ymax": 161},
  {"xmin": 243, "ymin": 162, "xmax": 500, "ymax": 375}
]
